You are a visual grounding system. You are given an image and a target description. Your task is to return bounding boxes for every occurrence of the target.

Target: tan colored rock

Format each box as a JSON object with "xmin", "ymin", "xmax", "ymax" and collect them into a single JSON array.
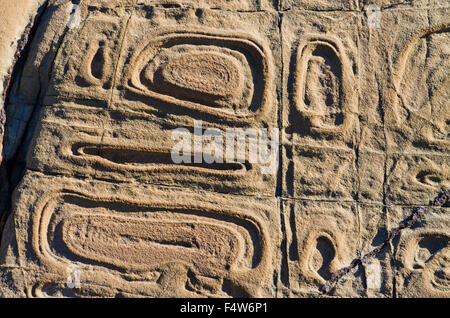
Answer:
[
  {"xmin": 360, "ymin": 0, "xmax": 449, "ymax": 10},
  {"xmin": 386, "ymin": 154, "xmax": 449, "ymax": 205},
  {"xmin": 0, "ymin": 0, "xmax": 448, "ymax": 298},
  {"xmin": 113, "ymin": 7, "xmax": 280, "ymax": 128},
  {"xmin": 282, "ymin": 0, "xmax": 358, "ymax": 11},
  {"xmin": 358, "ymin": 203, "xmax": 394, "ymax": 298},
  {"xmin": 357, "ymin": 151, "xmax": 385, "ymax": 203},
  {"xmin": 391, "ymin": 207, "xmax": 449, "ymax": 298},
  {"xmin": 383, "ymin": 8, "xmax": 449, "ymax": 155},
  {"xmin": 27, "ymin": 105, "xmax": 277, "ymax": 195},
  {"xmin": 0, "ymin": 0, "xmax": 46, "ymax": 104},
  {"xmin": 89, "ymin": 0, "xmax": 277, "ymax": 11},
  {"xmin": 0, "ymin": 172, "xmax": 279, "ymax": 297},
  {"xmin": 0, "ymin": 0, "xmax": 46, "ymax": 162},
  {"xmin": 281, "ymin": 10, "xmax": 359, "ymax": 150},
  {"xmin": 283, "ymin": 144, "xmax": 357, "ymax": 201},
  {"xmin": 280, "ymin": 200, "xmax": 362, "ymax": 297}
]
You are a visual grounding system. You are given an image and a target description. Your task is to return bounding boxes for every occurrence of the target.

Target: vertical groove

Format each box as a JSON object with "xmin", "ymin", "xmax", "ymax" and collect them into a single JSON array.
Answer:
[
  {"xmin": 275, "ymin": 9, "xmax": 284, "ymax": 298},
  {"xmin": 96, "ymin": 12, "xmax": 132, "ymax": 180}
]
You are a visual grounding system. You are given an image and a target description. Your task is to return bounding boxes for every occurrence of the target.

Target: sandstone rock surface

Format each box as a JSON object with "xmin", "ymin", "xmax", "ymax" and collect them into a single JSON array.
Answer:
[{"xmin": 0, "ymin": 0, "xmax": 448, "ymax": 298}]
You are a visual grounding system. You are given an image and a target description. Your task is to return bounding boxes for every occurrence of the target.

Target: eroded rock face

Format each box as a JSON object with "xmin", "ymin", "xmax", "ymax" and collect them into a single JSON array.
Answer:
[{"xmin": 0, "ymin": 0, "xmax": 448, "ymax": 298}]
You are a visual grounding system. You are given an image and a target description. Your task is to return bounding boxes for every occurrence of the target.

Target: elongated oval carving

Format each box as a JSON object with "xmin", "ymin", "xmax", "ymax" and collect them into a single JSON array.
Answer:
[
  {"xmin": 71, "ymin": 143, "xmax": 250, "ymax": 174},
  {"xmin": 155, "ymin": 52, "xmax": 243, "ymax": 104},
  {"xmin": 387, "ymin": 156, "xmax": 450, "ymax": 204},
  {"xmin": 128, "ymin": 29, "xmax": 272, "ymax": 123},
  {"xmin": 40, "ymin": 191, "xmax": 270, "ymax": 289},
  {"xmin": 295, "ymin": 36, "xmax": 356, "ymax": 136},
  {"xmin": 79, "ymin": 40, "xmax": 113, "ymax": 87},
  {"xmin": 90, "ymin": 46, "xmax": 106, "ymax": 80},
  {"xmin": 304, "ymin": 45, "xmax": 341, "ymax": 124},
  {"xmin": 62, "ymin": 214, "xmax": 241, "ymax": 277},
  {"xmin": 415, "ymin": 170, "xmax": 443, "ymax": 188},
  {"xmin": 43, "ymin": 18, "xmax": 124, "ymax": 103}
]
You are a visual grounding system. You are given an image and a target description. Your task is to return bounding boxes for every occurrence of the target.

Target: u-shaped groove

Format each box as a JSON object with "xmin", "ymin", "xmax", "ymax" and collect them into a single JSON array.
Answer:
[{"xmin": 71, "ymin": 143, "xmax": 252, "ymax": 174}]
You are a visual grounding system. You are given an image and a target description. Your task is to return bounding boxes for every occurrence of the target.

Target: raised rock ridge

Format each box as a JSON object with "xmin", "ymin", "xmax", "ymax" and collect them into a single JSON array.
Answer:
[{"xmin": 0, "ymin": 0, "xmax": 448, "ymax": 298}]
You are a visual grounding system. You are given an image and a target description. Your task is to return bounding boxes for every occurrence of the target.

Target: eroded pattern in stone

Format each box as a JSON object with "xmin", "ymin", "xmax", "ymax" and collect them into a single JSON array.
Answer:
[
  {"xmin": 390, "ymin": 22, "xmax": 450, "ymax": 153},
  {"xmin": 396, "ymin": 215, "xmax": 450, "ymax": 297},
  {"xmin": 0, "ymin": 0, "xmax": 449, "ymax": 299},
  {"xmin": 127, "ymin": 29, "xmax": 273, "ymax": 123},
  {"xmin": 294, "ymin": 36, "xmax": 356, "ymax": 138},
  {"xmin": 6, "ymin": 174, "xmax": 277, "ymax": 297}
]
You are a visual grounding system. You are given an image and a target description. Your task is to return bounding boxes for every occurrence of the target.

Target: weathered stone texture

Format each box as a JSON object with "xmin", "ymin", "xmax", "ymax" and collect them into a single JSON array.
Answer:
[{"xmin": 0, "ymin": 0, "xmax": 448, "ymax": 297}]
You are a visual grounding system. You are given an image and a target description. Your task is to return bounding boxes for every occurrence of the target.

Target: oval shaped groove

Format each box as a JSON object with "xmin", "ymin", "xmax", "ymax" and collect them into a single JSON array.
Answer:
[{"xmin": 62, "ymin": 214, "xmax": 241, "ymax": 276}]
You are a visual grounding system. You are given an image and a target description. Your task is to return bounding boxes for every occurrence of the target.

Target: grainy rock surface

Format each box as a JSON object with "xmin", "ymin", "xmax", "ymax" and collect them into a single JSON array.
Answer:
[{"xmin": 0, "ymin": 0, "xmax": 448, "ymax": 298}]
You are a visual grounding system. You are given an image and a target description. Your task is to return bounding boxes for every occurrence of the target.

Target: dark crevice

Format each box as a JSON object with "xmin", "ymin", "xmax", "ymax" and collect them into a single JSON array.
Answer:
[
  {"xmin": 1, "ymin": 2, "xmax": 48, "ymax": 105},
  {"xmin": 0, "ymin": 1, "xmax": 51, "ymax": 240},
  {"xmin": 279, "ymin": 206, "xmax": 289, "ymax": 287},
  {"xmin": 288, "ymin": 205, "xmax": 299, "ymax": 262},
  {"xmin": 392, "ymin": 274, "xmax": 397, "ymax": 298},
  {"xmin": 374, "ymin": 74, "xmax": 388, "ymax": 208},
  {"xmin": 275, "ymin": 11, "xmax": 284, "ymax": 198},
  {"xmin": 275, "ymin": 10, "xmax": 284, "ymax": 295}
]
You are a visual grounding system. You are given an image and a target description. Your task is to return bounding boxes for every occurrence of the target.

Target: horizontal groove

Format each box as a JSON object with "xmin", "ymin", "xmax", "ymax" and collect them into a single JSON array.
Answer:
[{"xmin": 72, "ymin": 143, "xmax": 251, "ymax": 173}]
